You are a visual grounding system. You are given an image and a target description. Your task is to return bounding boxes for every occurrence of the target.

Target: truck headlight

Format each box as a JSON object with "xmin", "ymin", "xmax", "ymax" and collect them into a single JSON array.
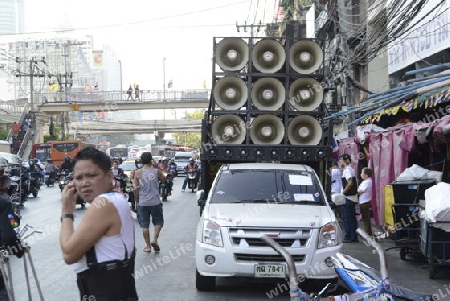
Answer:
[
  {"xmin": 318, "ymin": 222, "xmax": 341, "ymax": 249},
  {"xmin": 202, "ymin": 220, "xmax": 223, "ymax": 247}
]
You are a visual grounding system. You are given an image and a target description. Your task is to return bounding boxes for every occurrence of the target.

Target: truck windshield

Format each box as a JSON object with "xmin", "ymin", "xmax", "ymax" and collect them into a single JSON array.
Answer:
[{"xmin": 210, "ymin": 170, "xmax": 325, "ymax": 205}]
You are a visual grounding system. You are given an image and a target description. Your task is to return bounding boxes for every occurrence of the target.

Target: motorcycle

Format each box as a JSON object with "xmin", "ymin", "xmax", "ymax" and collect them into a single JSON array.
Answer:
[
  {"xmin": 169, "ymin": 163, "xmax": 178, "ymax": 177},
  {"xmin": 8, "ymin": 166, "xmax": 29, "ymax": 207},
  {"xmin": 186, "ymin": 169, "xmax": 197, "ymax": 193},
  {"xmin": 59, "ymin": 170, "xmax": 86, "ymax": 209},
  {"xmin": 261, "ymin": 229, "xmax": 432, "ymax": 301},
  {"xmin": 45, "ymin": 171, "xmax": 56, "ymax": 186},
  {"xmin": 28, "ymin": 171, "xmax": 41, "ymax": 197}
]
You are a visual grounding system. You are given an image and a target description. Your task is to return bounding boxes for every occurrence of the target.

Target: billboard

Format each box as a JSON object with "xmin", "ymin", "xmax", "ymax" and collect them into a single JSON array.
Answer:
[{"xmin": 388, "ymin": 0, "xmax": 450, "ymax": 74}]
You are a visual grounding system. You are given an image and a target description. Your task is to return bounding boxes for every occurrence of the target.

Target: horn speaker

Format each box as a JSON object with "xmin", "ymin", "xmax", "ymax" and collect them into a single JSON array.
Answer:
[
  {"xmin": 216, "ymin": 37, "xmax": 249, "ymax": 71},
  {"xmin": 211, "ymin": 114, "xmax": 246, "ymax": 144},
  {"xmin": 213, "ymin": 76, "xmax": 248, "ymax": 110},
  {"xmin": 250, "ymin": 115, "xmax": 285, "ymax": 144},
  {"xmin": 289, "ymin": 78, "xmax": 323, "ymax": 111},
  {"xmin": 288, "ymin": 115, "xmax": 322, "ymax": 145},
  {"xmin": 251, "ymin": 78, "xmax": 285, "ymax": 111},
  {"xmin": 289, "ymin": 40, "xmax": 323, "ymax": 74},
  {"xmin": 252, "ymin": 39, "xmax": 286, "ymax": 73}
]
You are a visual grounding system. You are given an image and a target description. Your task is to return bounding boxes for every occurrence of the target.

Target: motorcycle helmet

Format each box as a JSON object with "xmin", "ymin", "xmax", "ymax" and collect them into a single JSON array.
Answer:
[
  {"xmin": 0, "ymin": 157, "xmax": 8, "ymax": 170},
  {"xmin": 64, "ymin": 156, "xmax": 70, "ymax": 163}
]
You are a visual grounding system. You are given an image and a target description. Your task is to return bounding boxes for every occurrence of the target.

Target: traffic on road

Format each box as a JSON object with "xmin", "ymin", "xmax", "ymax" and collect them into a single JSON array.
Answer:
[{"xmin": 1, "ymin": 172, "xmax": 449, "ymax": 300}]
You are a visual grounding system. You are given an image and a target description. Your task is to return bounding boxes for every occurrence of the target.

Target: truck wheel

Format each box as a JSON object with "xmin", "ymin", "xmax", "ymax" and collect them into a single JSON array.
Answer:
[
  {"xmin": 429, "ymin": 259, "xmax": 438, "ymax": 279},
  {"xmin": 400, "ymin": 247, "xmax": 406, "ymax": 260},
  {"xmin": 196, "ymin": 269, "xmax": 216, "ymax": 291}
]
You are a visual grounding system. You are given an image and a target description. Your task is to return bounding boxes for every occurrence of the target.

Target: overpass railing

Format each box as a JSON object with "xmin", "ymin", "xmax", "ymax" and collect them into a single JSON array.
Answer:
[{"xmin": 33, "ymin": 89, "xmax": 211, "ymax": 104}]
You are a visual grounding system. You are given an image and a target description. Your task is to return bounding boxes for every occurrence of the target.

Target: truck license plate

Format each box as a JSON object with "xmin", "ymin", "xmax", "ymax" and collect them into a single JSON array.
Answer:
[{"xmin": 254, "ymin": 263, "xmax": 285, "ymax": 278}]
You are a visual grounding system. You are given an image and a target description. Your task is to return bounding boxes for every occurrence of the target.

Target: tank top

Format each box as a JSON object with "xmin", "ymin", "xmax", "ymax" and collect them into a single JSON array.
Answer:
[
  {"xmin": 72, "ymin": 192, "xmax": 135, "ymax": 273},
  {"xmin": 138, "ymin": 168, "xmax": 161, "ymax": 206}
]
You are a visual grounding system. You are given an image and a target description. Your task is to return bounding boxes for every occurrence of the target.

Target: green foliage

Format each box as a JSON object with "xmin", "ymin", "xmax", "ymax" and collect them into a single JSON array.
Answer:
[
  {"xmin": 0, "ymin": 128, "xmax": 8, "ymax": 140},
  {"xmin": 172, "ymin": 132, "xmax": 201, "ymax": 149}
]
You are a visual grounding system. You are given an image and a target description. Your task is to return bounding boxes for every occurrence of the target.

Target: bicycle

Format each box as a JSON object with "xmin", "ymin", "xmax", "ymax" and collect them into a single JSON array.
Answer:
[
  {"xmin": 0, "ymin": 224, "xmax": 45, "ymax": 301},
  {"xmin": 262, "ymin": 228, "xmax": 432, "ymax": 301}
]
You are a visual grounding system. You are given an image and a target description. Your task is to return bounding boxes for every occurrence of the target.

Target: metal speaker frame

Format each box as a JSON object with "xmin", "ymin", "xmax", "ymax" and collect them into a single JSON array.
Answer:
[
  {"xmin": 287, "ymin": 115, "xmax": 322, "ymax": 145},
  {"xmin": 288, "ymin": 78, "xmax": 323, "ymax": 111},
  {"xmin": 215, "ymin": 37, "xmax": 249, "ymax": 72},
  {"xmin": 211, "ymin": 114, "xmax": 247, "ymax": 144},
  {"xmin": 252, "ymin": 39, "xmax": 286, "ymax": 73},
  {"xmin": 251, "ymin": 78, "xmax": 285, "ymax": 111},
  {"xmin": 289, "ymin": 40, "xmax": 324, "ymax": 74},
  {"xmin": 249, "ymin": 114, "xmax": 285, "ymax": 145},
  {"xmin": 213, "ymin": 76, "xmax": 248, "ymax": 110}
]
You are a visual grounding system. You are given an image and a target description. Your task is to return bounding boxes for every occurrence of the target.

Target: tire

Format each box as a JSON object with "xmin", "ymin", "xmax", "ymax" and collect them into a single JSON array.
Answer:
[
  {"xmin": 32, "ymin": 191, "xmax": 38, "ymax": 198},
  {"xmin": 196, "ymin": 269, "xmax": 216, "ymax": 291},
  {"xmin": 400, "ymin": 247, "xmax": 406, "ymax": 260},
  {"xmin": 429, "ymin": 259, "xmax": 438, "ymax": 279}
]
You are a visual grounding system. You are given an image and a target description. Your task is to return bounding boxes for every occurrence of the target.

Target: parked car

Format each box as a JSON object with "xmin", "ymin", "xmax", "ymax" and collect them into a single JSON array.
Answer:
[{"xmin": 195, "ymin": 163, "xmax": 342, "ymax": 291}]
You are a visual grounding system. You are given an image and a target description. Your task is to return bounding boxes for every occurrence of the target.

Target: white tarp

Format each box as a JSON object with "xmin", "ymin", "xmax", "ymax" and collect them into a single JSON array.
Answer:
[
  {"xmin": 396, "ymin": 164, "xmax": 442, "ymax": 183},
  {"xmin": 423, "ymin": 182, "xmax": 450, "ymax": 231}
]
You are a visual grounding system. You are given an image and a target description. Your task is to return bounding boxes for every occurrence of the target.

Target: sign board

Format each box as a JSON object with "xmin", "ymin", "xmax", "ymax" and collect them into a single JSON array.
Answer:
[{"xmin": 388, "ymin": 0, "xmax": 450, "ymax": 74}]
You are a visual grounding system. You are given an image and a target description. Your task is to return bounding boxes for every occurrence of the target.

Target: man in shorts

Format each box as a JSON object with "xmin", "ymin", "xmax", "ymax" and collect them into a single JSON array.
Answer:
[{"xmin": 133, "ymin": 152, "xmax": 168, "ymax": 253}]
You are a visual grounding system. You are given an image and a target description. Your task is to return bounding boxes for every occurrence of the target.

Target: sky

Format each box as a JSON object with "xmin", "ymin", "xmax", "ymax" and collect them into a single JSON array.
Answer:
[{"xmin": 23, "ymin": 0, "xmax": 279, "ymax": 91}]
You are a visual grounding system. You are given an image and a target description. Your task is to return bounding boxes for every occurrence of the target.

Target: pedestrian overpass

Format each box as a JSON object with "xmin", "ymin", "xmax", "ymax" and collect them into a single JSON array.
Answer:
[{"xmin": 33, "ymin": 89, "xmax": 210, "ymax": 113}]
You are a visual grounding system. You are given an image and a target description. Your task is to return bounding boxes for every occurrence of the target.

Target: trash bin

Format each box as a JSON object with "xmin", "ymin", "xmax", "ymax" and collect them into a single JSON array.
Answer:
[{"xmin": 391, "ymin": 179, "xmax": 436, "ymax": 204}]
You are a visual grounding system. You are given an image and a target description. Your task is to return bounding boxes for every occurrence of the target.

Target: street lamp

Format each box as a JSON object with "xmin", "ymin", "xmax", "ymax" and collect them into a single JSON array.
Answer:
[
  {"xmin": 118, "ymin": 60, "xmax": 123, "ymax": 92},
  {"xmin": 163, "ymin": 57, "xmax": 166, "ymax": 120}
]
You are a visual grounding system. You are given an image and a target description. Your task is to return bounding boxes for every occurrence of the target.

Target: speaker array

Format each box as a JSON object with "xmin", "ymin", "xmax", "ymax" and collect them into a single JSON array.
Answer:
[{"xmin": 209, "ymin": 36, "xmax": 327, "ymax": 153}]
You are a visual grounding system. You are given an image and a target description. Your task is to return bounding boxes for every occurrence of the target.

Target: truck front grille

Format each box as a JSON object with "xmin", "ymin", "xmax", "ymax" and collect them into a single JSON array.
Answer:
[
  {"xmin": 234, "ymin": 253, "xmax": 306, "ymax": 262},
  {"xmin": 229, "ymin": 227, "xmax": 311, "ymax": 248}
]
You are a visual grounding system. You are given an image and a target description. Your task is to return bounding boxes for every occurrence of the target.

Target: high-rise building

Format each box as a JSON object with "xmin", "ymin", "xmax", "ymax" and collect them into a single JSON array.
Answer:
[{"xmin": 0, "ymin": 0, "xmax": 24, "ymax": 35}]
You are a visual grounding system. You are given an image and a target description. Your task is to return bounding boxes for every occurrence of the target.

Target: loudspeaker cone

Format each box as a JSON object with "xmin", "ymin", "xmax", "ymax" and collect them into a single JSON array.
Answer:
[
  {"xmin": 288, "ymin": 115, "xmax": 322, "ymax": 145},
  {"xmin": 211, "ymin": 114, "xmax": 246, "ymax": 144},
  {"xmin": 250, "ymin": 115, "xmax": 285, "ymax": 144},
  {"xmin": 252, "ymin": 39, "xmax": 286, "ymax": 73},
  {"xmin": 289, "ymin": 78, "xmax": 323, "ymax": 111},
  {"xmin": 213, "ymin": 76, "xmax": 248, "ymax": 110},
  {"xmin": 251, "ymin": 78, "xmax": 285, "ymax": 111},
  {"xmin": 289, "ymin": 40, "xmax": 323, "ymax": 74},
  {"xmin": 216, "ymin": 38, "xmax": 249, "ymax": 71}
]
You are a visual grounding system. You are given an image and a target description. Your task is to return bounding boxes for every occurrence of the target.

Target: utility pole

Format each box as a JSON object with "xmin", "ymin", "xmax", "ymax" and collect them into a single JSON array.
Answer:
[
  {"xmin": 15, "ymin": 57, "xmax": 46, "ymax": 112},
  {"xmin": 236, "ymin": 21, "xmax": 263, "ymax": 38}
]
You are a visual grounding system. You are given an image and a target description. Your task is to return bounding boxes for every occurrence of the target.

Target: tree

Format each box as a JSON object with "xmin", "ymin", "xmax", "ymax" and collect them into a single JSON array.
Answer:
[
  {"xmin": 0, "ymin": 127, "xmax": 8, "ymax": 140},
  {"xmin": 171, "ymin": 110, "xmax": 204, "ymax": 149}
]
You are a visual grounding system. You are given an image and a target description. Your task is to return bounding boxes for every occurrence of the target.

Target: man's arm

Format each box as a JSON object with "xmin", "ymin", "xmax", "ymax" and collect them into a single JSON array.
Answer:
[{"xmin": 133, "ymin": 169, "xmax": 140, "ymax": 204}]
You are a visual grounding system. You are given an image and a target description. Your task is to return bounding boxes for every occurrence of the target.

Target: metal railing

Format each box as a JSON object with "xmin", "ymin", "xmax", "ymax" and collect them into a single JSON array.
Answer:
[{"xmin": 34, "ymin": 89, "xmax": 211, "ymax": 104}]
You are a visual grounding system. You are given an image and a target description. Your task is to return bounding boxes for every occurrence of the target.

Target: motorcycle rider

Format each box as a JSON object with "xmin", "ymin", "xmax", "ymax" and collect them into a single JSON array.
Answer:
[
  {"xmin": 45, "ymin": 159, "xmax": 56, "ymax": 183},
  {"xmin": 169, "ymin": 159, "xmax": 177, "ymax": 177},
  {"xmin": 159, "ymin": 158, "xmax": 173, "ymax": 196},
  {"xmin": 112, "ymin": 160, "xmax": 126, "ymax": 194},
  {"xmin": 0, "ymin": 158, "xmax": 23, "ymax": 259},
  {"xmin": 28, "ymin": 159, "xmax": 41, "ymax": 194},
  {"xmin": 0, "ymin": 159, "xmax": 11, "ymax": 198},
  {"xmin": 60, "ymin": 156, "xmax": 73, "ymax": 173},
  {"xmin": 181, "ymin": 158, "xmax": 198, "ymax": 192},
  {"xmin": 128, "ymin": 160, "xmax": 143, "ymax": 212}
]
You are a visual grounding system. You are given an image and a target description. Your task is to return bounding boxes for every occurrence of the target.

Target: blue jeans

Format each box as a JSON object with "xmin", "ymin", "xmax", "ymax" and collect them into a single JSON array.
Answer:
[{"xmin": 343, "ymin": 198, "xmax": 358, "ymax": 241}]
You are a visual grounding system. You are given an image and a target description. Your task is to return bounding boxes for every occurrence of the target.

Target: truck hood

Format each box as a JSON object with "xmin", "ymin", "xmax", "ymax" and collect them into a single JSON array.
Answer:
[{"xmin": 206, "ymin": 203, "xmax": 334, "ymax": 228}]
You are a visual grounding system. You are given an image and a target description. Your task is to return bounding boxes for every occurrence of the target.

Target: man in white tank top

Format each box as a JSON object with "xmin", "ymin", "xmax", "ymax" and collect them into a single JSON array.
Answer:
[{"xmin": 60, "ymin": 147, "xmax": 138, "ymax": 300}]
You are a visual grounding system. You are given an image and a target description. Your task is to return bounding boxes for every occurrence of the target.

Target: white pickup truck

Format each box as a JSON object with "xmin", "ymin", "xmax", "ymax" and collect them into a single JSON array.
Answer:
[{"xmin": 195, "ymin": 163, "xmax": 343, "ymax": 291}]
